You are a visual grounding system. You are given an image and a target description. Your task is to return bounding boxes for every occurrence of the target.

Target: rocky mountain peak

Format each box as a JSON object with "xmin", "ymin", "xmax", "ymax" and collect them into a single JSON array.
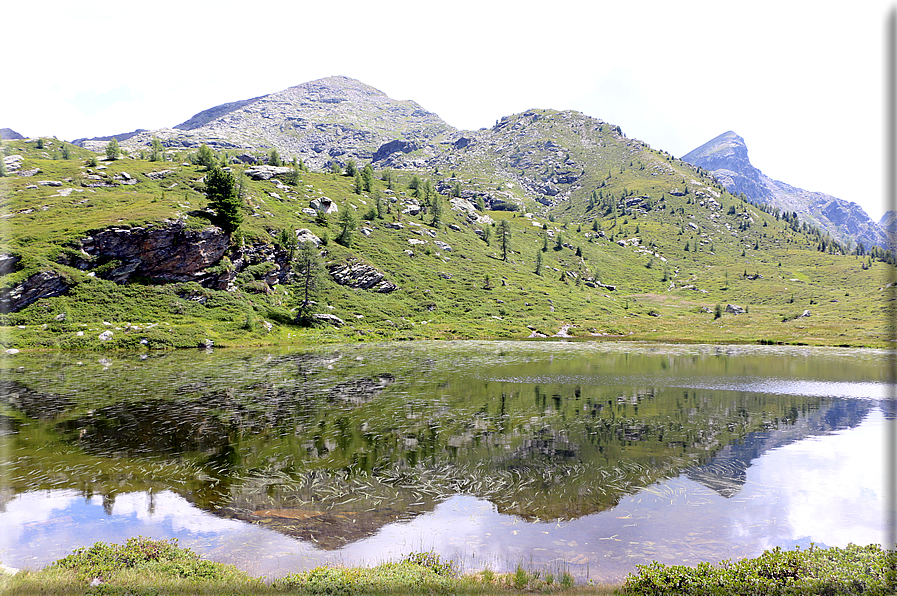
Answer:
[
  {"xmin": 285, "ymin": 75, "xmax": 388, "ymax": 103},
  {"xmin": 684, "ymin": 131, "xmax": 887, "ymax": 250},
  {"xmin": 682, "ymin": 131, "xmax": 769, "ymax": 202}
]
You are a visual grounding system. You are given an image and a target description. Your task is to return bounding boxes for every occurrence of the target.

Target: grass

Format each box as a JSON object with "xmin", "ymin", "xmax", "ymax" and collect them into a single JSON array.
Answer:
[
  {"xmin": 2, "ymin": 538, "xmax": 891, "ymax": 595},
  {"xmin": 1, "ymin": 135, "xmax": 892, "ymax": 351}
]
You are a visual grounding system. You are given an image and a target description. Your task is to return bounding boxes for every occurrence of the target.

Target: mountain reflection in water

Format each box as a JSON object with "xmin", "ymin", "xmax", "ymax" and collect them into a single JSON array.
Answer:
[{"xmin": 0, "ymin": 342, "xmax": 889, "ymax": 581}]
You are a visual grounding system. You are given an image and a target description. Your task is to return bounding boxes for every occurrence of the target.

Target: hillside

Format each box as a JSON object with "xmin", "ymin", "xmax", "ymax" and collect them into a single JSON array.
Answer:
[
  {"xmin": 1, "ymin": 79, "xmax": 894, "ymax": 350},
  {"xmin": 683, "ymin": 131, "xmax": 888, "ymax": 251},
  {"xmin": 108, "ymin": 76, "xmax": 456, "ymax": 172}
]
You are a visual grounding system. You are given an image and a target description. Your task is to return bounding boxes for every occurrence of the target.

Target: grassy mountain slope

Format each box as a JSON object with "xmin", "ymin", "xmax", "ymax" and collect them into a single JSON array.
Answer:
[{"xmin": 1, "ymin": 114, "xmax": 893, "ymax": 350}]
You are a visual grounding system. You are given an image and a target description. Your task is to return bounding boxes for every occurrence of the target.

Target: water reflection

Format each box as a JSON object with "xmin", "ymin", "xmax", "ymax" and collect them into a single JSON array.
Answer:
[{"xmin": 0, "ymin": 341, "xmax": 890, "ymax": 581}]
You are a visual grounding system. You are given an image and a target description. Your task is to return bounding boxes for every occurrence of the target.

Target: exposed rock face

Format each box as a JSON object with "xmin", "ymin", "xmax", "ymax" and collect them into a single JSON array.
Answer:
[
  {"xmin": 0, "ymin": 270, "xmax": 70, "ymax": 313},
  {"xmin": 328, "ymin": 261, "xmax": 398, "ymax": 293},
  {"xmin": 78, "ymin": 221, "xmax": 230, "ymax": 284},
  {"xmin": 683, "ymin": 131, "xmax": 888, "ymax": 250},
  {"xmin": 372, "ymin": 139, "xmax": 417, "ymax": 162},
  {"xmin": 2, "ymin": 218, "xmax": 394, "ymax": 313},
  {"xmin": 0, "ymin": 254, "xmax": 20, "ymax": 276}
]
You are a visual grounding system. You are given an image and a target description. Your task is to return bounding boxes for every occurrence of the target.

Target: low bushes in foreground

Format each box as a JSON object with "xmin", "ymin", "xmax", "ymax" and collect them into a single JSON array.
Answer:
[
  {"xmin": 619, "ymin": 543, "xmax": 896, "ymax": 595},
  {"xmin": 1, "ymin": 538, "xmax": 893, "ymax": 595}
]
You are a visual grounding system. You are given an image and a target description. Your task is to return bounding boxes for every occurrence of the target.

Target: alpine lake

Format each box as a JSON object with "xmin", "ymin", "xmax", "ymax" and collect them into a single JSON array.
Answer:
[{"xmin": 1, "ymin": 341, "xmax": 892, "ymax": 584}]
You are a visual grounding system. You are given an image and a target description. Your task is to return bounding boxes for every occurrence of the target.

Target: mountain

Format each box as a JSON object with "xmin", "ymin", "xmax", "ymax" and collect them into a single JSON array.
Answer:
[
  {"xmin": 880, "ymin": 211, "xmax": 897, "ymax": 247},
  {"xmin": 1, "ymin": 77, "xmax": 893, "ymax": 350},
  {"xmin": 0, "ymin": 128, "xmax": 25, "ymax": 140},
  {"xmin": 173, "ymin": 96, "xmax": 265, "ymax": 130},
  {"xmin": 72, "ymin": 129, "xmax": 148, "ymax": 149},
  {"xmin": 683, "ymin": 131, "xmax": 888, "ymax": 251},
  {"xmin": 115, "ymin": 76, "xmax": 456, "ymax": 170}
]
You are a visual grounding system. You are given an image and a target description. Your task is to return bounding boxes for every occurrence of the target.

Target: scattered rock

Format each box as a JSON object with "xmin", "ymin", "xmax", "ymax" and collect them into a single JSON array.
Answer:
[
  {"xmin": 309, "ymin": 197, "xmax": 338, "ymax": 214},
  {"xmin": 245, "ymin": 165, "xmax": 293, "ymax": 180},
  {"xmin": 312, "ymin": 313, "xmax": 345, "ymax": 326},
  {"xmin": 295, "ymin": 228, "xmax": 322, "ymax": 247},
  {"xmin": 328, "ymin": 261, "xmax": 398, "ymax": 293},
  {"xmin": 725, "ymin": 304, "xmax": 746, "ymax": 315},
  {"xmin": 98, "ymin": 331, "xmax": 113, "ymax": 341}
]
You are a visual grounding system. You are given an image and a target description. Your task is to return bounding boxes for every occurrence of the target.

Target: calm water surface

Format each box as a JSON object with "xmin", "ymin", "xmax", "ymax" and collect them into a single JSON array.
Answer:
[{"xmin": 0, "ymin": 341, "xmax": 892, "ymax": 583}]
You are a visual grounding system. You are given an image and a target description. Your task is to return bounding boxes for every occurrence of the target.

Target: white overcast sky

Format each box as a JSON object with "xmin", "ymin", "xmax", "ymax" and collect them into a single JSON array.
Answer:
[{"xmin": 5, "ymin": 1, "xmax": 894, "ymax": 220}]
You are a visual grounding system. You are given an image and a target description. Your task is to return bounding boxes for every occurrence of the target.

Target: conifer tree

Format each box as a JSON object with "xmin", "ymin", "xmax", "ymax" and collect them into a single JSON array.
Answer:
[
  {"xmin": 205, "ymin": 166, "xmax": 243, "ymax": 235},
  {"xmin": 336, "ymin": 205, "xmax": 357, "ymax": 247},
  {"xmin": 499, "ymin": 219, "xmax": 511, "ymax": 261},
  {"xmin": 362, "ymin": 164, "xmax": 374, "ymax": 192},
  {"xmin": 293, "ymin": 241, "xmax": 323, "ymax": 319}
]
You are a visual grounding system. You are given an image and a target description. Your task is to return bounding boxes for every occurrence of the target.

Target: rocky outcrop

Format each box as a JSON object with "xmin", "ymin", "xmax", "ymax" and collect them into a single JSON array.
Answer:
[
  {"xmin": 683, "ymin": 131, "xmax": 888, "ymax": 250},
  {"xmin": 0, "ymin": 254, "xmax": 20, "ymax": 276},
  {"xmin": 328, "ymin": 261, "xmax": 398, "ymax": 293},
  {"xmin": 244, "ymin": 165, "xmax": 294, "ymax": 180},
  {"xmin": 372, "ymin": 139, "xmax": 418, "ymax": 162},
  {"xmin": 77, "ymin": 221, "xmax": 230, "ymax": 284},
  {"xmin": 0, "ymin": 270, "xmax": 70, "ymax": 313}
]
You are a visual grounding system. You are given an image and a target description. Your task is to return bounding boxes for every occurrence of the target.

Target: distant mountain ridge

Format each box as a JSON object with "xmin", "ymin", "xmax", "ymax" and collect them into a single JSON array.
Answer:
[
  {"xmin": 0, "ymin": 128, "xmax": 25, "ymax": 140},
  {"xmin": 64, "ymin": 79, "xmax": 887, "ymax": 251},
  {"xmin": 173, "ymin": 96, "xmax": 265, "ymax": 131},
  {"xmin": 683, "ymin": 131, "xmax": 888, "ymax": 250},
  {"xmin": 105, "ymin": 76, "xmax": 455, "ymax": 170}
]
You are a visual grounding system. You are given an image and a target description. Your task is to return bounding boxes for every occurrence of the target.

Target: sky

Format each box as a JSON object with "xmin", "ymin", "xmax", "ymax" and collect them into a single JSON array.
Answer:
[{"xmin": 4, "ymin": 1, "xmax": 894, "ymax": 221}]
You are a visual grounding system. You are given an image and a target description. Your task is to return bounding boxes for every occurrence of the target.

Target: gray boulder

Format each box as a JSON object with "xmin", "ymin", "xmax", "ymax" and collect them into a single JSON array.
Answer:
[
  {"xmin": 312, "ymin": 313, "xmax": 345, "ymax": 327},
  {"xmin": 328, "ymin": 261, "xmax": 398, "ymax": 293}
]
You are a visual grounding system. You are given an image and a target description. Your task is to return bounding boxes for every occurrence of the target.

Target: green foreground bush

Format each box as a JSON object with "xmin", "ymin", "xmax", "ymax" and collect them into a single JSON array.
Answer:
[
  {"xmin": 620, "ymin": 543, "xmax": 896, "ymax": 595},
  {"xmin": 1, "ymin": 538, "xmax": 893, "ymax": 595}
]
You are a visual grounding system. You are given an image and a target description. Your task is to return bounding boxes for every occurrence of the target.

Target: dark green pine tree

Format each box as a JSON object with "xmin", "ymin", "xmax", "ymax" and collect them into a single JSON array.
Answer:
[{"xmin": 205, "ymin": 166, "xmax": 243, "ymax": 235}]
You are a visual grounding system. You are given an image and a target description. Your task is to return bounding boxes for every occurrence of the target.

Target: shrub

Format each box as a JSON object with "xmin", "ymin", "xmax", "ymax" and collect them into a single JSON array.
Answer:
[
  {"xmin": 50, "ymin": 537, "xmax": 243, "ymax": 583},
  {"xmin": 620, "ymin": 544, "xmax": 896, "ymax": 596}
]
